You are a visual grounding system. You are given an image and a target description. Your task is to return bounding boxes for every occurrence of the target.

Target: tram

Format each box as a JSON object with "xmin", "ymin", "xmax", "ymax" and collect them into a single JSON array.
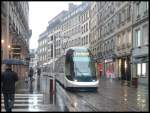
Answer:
[{"xmin": 54, "ymin": 47, "xmax": 99, "ymax": 90}]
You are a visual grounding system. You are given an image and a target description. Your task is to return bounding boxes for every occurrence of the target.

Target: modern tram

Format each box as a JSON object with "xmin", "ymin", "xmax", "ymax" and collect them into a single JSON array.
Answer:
[{"xmin": 54, "ymin": 47, "xmax": 99, "ymax": 91}]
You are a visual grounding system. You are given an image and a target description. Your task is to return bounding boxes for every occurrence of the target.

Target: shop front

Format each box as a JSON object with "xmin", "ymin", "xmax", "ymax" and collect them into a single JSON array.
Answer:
[
  {"xmin": 117, "ymin": 56, "xmax": 131, "ymax": 81},
  {"xmin": 97, "ymin": 63, "xmax": 103, "ymax": 80},
  {"xmin": 104, "ymin": 59, "xmax": 115, "ymax": 79},
  {"xmin": 132, "ymin": 56, "xmax": 148, "ymax": 86}
]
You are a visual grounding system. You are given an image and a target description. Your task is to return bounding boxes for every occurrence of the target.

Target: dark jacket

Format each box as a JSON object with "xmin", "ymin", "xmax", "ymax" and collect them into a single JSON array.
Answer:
[
  {"xmin": 1, "ymin": 69, "xmax": 18, "ymax": 94},
  {"xmin": 29, "ymin": 68, "xmax": 33, "ymax": 77},
  {"xmin": 37, "ymin": 68, "xmax": 41, "ymax": 76}
]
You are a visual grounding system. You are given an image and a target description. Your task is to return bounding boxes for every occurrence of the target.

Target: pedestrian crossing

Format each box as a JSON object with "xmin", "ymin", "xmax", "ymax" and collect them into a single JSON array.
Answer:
[{"xmin": 1, "ymin": 93, "xmax": 52, "ymax": 112}]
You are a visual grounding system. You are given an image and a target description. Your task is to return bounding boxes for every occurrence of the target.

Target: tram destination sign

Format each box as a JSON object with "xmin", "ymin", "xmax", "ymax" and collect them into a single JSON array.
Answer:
[{"xmin": 74, "ymin": 51, "xmax": 89, "ymax": 57}]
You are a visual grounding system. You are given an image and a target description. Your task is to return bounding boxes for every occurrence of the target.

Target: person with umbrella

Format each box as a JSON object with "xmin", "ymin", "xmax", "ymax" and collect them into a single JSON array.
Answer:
[{"xmin": 1, "ymin": 64, "xmax": 18, "ymax": 112}]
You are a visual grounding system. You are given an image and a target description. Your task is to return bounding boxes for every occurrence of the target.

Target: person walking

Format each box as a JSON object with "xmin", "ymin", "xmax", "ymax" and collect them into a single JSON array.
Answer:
[
  {"xmin": 29, "ymin": 67, "xmax": 34, "ymax": 82},
  {"xmin": 28, "ymin": 67, "xmax": 34, "ymax": 92},
  {"xmin": 37, "ymin": 68, "xmax": 41, "ymax": 76},
  {"xmin": 1, "ymin": 64, "xmax": 18, "ymax": 112}
]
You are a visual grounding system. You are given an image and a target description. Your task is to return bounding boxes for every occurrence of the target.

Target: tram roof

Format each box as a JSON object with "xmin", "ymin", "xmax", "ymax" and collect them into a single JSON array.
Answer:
[{"xmin": 64, "ymin": 47, "xmax": 90, "ymax": 55}]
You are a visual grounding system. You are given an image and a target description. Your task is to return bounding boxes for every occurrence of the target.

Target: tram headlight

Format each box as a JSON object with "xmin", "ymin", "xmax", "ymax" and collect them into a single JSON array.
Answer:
[
  {"xmin": 74, "ymin": 79, "xmax": 78, "ymax": 82},
  {"xmin": 92, "ymin": 80, "xmax": 96, "ymax": 82}
]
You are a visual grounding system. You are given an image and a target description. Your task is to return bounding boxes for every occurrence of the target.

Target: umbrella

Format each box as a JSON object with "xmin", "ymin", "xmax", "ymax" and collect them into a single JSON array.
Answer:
[{"xmin": 2, "ymin": 59, "xmax": 24, "ymax": 65}]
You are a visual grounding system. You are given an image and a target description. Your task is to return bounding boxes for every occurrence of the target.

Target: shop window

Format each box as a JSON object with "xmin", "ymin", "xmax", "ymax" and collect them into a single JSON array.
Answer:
[
  {"xmin": 142, "ymin": 63, "xmax": 147, "ymax": 76},
  {"xmin": 137, "ymin": 63, "xmax": 147, "ymax": 77},
  {"xmin": 137, "ymin": 63, "xmax": 141, "ymax": 76}
]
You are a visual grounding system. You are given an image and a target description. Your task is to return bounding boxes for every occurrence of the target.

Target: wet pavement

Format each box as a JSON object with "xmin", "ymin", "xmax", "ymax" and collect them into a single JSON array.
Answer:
[
  {"xmin": 1, "ymin": 73, "xmax": 149, "ymax": 112},
  {"xmin": 1, "ymin": 73, "xmax": 61, "ymax": 112},
  {"xmin": 56, "ymin": 79, "xmax": 149, "ymax": 111}
]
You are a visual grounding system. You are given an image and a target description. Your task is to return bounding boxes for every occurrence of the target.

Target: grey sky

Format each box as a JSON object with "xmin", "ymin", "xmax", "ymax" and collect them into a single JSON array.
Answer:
[{"xmin": 29, "ymin": 1, "xmax": 82, "ymax": 50}]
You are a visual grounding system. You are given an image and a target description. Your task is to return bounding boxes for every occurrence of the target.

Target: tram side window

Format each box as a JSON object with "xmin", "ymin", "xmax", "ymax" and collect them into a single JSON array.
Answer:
[{"xmin": 65, "ymin": 50, "xmax": 74, "ymax": 80}]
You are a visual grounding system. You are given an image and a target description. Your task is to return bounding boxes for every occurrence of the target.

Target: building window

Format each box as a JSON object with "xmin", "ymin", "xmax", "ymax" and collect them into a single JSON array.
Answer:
[
  {"xmin": 146, "ymin": 2, "xmax": 149, "ymax": 11},
  {"xmin": 127, "ymin": 5, "xmax": 131, "ymax": 21},
  {"xmin": 128, "ymin": 30, "xmax": 132, "ymax": 45},
  {"xmin": 143, "ymin": 25, "xmax": 148, "ymax": 45},
  {"xmin": 118, "ymin": 13, "xmax": 121, "ymax": 26},
  {"xmin": 136, "ymin": 2, "xmax": 140, "ymax": 18},
  {"xmin": 86, "ymin": 23, "xmax": 88, "ymax": 31},
  {"xmin": 118, "ymin": 35, "xmax": 121, "ymax": 47},
  {"xmin": 86, "ymin": 35, "xmax": 88, "ymax": 44},
  {"xmin": 136, "ymin": 29, "xmax": 141, "ymax": 47}
]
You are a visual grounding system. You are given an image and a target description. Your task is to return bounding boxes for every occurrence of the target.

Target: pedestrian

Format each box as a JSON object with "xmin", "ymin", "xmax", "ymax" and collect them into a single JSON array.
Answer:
[
  {"xmin": 29, "ymin": 67, "xmax": 34, "ymax": 82},
  {"xmin": 1, "ymin": 64, "xmax": 18, "ymax": 112},
  {"xmin": 37, "ymin": 68, "xmax": 41, "ymax": 76}
]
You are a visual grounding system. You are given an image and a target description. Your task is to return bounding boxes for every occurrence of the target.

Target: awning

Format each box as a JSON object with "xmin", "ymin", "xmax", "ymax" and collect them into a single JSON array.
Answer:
[
  {"xmin": 132, "ymin": 57, "xmax": 149, "ymax": 63},
  {"xmin": 2, "ymin": 59, "xmax": 25, "ymax": 65}
]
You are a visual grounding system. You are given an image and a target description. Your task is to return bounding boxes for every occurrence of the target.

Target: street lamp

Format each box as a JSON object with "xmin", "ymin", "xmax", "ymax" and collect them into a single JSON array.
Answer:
[
  {"xmin": 8, "ymin": 45, "xmax": 11, "ymax": 59},
  {"xmin": 1, "ymin": 39, "xmax": 4, "ymax": 44},
  {"xmin": 8, "ymin": 45, "xmax": 11, "ymax": 49}
]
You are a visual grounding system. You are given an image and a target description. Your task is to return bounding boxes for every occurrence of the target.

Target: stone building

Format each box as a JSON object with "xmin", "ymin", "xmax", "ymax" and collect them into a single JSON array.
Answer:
[
  {"xmin": 1, "ymin": 2, "xmax": 32, "ymax": 79},
  {"xmin": 90, "ymin": 2, "xmax": 98, "ymax": 56},
  {"xmin": 132, "ymin": 1, "xmax": 149, "ymax": 85},
  {"xmin": 80, "ymin": 2, "xmax": 91, "ymax": 48},
  {"xmin": 38, "ymin": 30, "xmax": 48, "ymax": 65},
  {"xmin": 61, "ymin": 3, "xmax": 82, "ymax": 50},
  {"xmin": 96, "ymin": 2, "xmax": 133, "ymax": 81}
]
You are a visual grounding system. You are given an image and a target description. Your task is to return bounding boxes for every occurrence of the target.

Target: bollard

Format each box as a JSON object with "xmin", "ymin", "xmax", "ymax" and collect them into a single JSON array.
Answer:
[
  {"xmin": 132, "ymin": 77, "xmax": 138, "ymax": 88},
  {"xmin": 50, "ymin": 79, "xmax": 53, "ymax": 104},
  {"xmin": 49, "ymin": 78, "xmax": 56, "ymax": 104}
]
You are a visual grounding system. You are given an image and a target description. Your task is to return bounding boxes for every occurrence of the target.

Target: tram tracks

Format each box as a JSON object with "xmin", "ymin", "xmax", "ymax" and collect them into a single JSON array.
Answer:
[{"xmin": 67, "ymin": 91, "xmax": 100, "ymax": 111}]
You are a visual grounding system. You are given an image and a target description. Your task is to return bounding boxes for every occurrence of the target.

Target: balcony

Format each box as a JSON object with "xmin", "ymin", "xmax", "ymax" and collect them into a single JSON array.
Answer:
[{"xmin": 136, "ymin": 15, "xmax": 141, "ymax": 21}]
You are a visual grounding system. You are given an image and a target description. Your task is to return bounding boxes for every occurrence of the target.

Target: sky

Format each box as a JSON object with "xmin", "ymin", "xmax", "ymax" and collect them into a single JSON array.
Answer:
[{"xmin": 29, "ymin": 1, "xmax": 82, "ymax": 50}]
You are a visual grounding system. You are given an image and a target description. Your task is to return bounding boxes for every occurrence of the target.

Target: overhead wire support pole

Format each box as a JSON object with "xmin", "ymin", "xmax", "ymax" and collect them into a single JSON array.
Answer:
[{"xmin": 52, "ymin": 35, "xmax": 56, "ymax": 104}]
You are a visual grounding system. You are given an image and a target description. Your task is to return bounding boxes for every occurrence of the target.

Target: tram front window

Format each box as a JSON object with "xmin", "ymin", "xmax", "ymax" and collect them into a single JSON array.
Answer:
[{"xmin": 73, "ymin": 56, "xmax": 97, "ymax": 82}]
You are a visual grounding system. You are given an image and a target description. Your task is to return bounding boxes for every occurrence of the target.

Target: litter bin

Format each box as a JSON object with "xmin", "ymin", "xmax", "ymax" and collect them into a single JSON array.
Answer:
[{"xmin": 132, "ymin": 77, "xmax": 138, "ymax": 88}]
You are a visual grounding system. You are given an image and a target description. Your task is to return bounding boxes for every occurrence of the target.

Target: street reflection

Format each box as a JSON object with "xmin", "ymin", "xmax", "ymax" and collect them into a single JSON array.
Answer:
[
  {"xmin": 37, "ymin": 76, "xmax": 40, "ymax": 92},
  {"xmin": 29, "ymin": 80, "xmax": 33, "ymax": 93},
  {"xmin": 136, "ymin": 86, "xmax": 148, "ymax": 111}
]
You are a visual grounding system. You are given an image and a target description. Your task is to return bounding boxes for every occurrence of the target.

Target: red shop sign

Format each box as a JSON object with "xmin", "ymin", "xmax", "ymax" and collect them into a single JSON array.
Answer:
[{"xmin": 98, "ymin": 63, "xmax": 103, "ymax": 71}]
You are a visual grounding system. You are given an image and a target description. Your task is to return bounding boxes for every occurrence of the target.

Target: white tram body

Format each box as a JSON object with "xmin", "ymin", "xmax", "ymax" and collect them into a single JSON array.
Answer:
[{"xmin": 54, "ymin": 47, "xmax": 99, "ymax": 90}]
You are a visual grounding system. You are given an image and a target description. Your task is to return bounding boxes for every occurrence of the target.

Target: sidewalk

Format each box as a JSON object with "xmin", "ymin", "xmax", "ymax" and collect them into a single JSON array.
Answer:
[
  {"xmin": 14, "ymin": 73, "xmax": 62, "ymax": 111},
  {"xmin": 98, "ymin": 79, "xmax": 149, "ymax": 111}
]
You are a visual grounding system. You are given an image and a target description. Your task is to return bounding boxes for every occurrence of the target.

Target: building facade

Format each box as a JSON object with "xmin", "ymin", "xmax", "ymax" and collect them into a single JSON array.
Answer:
[
  {"xmin": 80, "ymin": 2, "xmax": 91, "ymax": 48},
  {"xmin": 90, "ymin": 2, "xmax": 98, "ymax": 56},
  {"xmin": 1, "ymin": 2, "xmax": 32, "ymax": 79},
  {"xmin": 95, "ymin": 2, "xmax": 133, "ymax": 81},
  {"xmin": 132, "ymin": 1, "xmax": 149, "ymax": 85},
  {"xmin": 29, "ymin": 49, "xmax": 38, "ymax": 73},
  {"xmin": 37, "ymin": 2, "xmax": 149, "ymax": 86},
  {"xmin": 38, "ymin": 30, "xmax": 48, "ymax": 65},
  {"xmin": 61, "ymin": 3, "xmax": 82, "ymax": 50}
]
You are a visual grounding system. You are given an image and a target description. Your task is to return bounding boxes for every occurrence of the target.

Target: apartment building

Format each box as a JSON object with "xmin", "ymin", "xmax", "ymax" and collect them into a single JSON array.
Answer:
[
  {"xmin": 1, "ymin": 2, "xmax": 32, "ymax": 79},
  {"xmin": 61, "ymin": 3, "xmax": 82, "ymax": 50},
  {"xmin": 132, "ymin": 1, "xmax": 149, "ymax": 85},
  {"xmin": 90, "ymin": 2, "xmax": 98, "ymax": 55},
  {"xmin": 38, "ymin": 30, "xmax": 48, "ymax": 65},
  {"xmin": 80, "ymin": 2, "xmax": 91, "ymax": 48},
  {"xmin": 95, "ymin": 2, "xmax": 133, "ymax": 80}
]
